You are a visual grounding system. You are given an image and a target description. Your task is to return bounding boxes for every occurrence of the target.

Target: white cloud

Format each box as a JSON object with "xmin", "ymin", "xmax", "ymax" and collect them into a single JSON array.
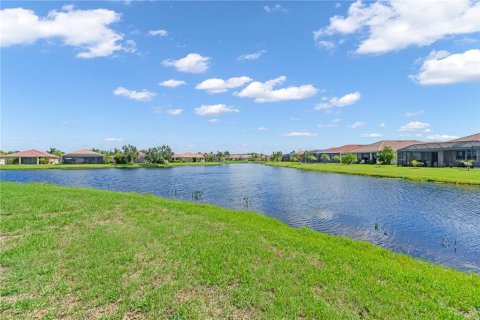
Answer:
[
  {"xmin": 361, "ymin": 133, "xmax": 383, "ymax": 138},
  {"xmin": 283, "ymin": 131, "xmax": 317, "ymax": 137},
  {"xmin": 162, "ymin": 53, "xmax": 210, "ymax": 73},
  {"xmin": 399, "ymin": 121, "xmax": 431, "ymax": 132},
  {"xmin": 105, "ymin": 137, "xmax": 123, "ymax": 142},
  {"xmin": 149, "ymin": 29, "xmax": 168, "ymax": 37},
  {"xmin": 0, "ymin": 6, "xmax": 133, "ymax": 58},
  {"xmin": 195, "ymin": 104, "xmax": 239, "ymax": 116},
  {"xmin": 425, "ymin": 134, "xmax": 460, "ymax": 141},
  {"xmin": 380, "ymin": 122, "xmax": 386, "ymax": 127},
  {"xmin": 314, "ymin": 0, "xmax": 480, "ymax": 54},
  {"xmin": 159, "ymin": 79, "xmax": 186, "ymax": 88},
  {"xmin": 236, "ymin": 76, "xmax": 318, "ymax": 103},
  {"xmin": 208, "ymin": 118, "xmax": 221, "ymax": 123},
  {"xmin": 113, "ymin": 87, "xmax": 155, "ymax": 102},
  {"xmin": 165, "ymin": 108, "xmax": 183, "ymax": 116},
  {"xmin": 315, "ymin": 91, "xmax": 361, "ymax": 110},
  {"xmin": 347, "ymin": 121, "xmax": 365, "ymax": 129},
  {"xmin": 410, "ymin": 49, "xmax": 480, "ymax": 85},
  {"xmin": 264, "ymin": 4, "xmax": 287, "ymax": 13},
  {"xmin": 196, "ymin": 76, "xmax": 252, "ymax": 93},
  {"xmin": 318, "ymin": 119, "xmax": 341, "ymax": 128},
  {"xmin": 405, "ymin": 110, "xmax": 424, "ymax": 117},
  {"xmin": 238, "ymin": 50, "xmax": 266, "ymax": 61},
  {"xmin": 257, "ymin": 127, "xmax": 267, "ymax": 131}
]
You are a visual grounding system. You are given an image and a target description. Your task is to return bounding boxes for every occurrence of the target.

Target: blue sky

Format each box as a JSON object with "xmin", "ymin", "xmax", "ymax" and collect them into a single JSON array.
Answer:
[{"xmin": 1, "ymin": 1, "xmax": 479, "ymax": 153}]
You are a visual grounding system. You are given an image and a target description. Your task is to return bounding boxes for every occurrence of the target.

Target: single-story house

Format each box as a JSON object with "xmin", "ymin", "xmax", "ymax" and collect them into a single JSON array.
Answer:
[
  {"xmin": 310, "ymin": 144, "xmax": 366, "ymax": 162},
  {"xmin": 228, "ymin": 154, "xmax": 254, "ymax": 161},
  {"xmin": 397, "ymin": 133, "xmax": 480, "ymax": 167},
  {"xmin": 134, "ymin": 151, "xmax": 147, "ymax": 164},
  {"xmin": 62, "ymin": 149, "xmax": 104, "ymax": 164},
  {"xmin": 173, "ymin": 152, "xmax": 205, "ymax": 162},
  {"xmin": 0, "ymin": 149, "xmax": 60, "ymax": 165},
  {"xmin": 349, "ymin": 140, "xmax": 422, "ymax": 164}
]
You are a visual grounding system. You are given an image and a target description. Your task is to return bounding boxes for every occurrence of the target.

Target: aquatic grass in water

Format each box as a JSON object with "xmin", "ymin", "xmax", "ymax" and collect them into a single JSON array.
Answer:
[{"xmin": 192, "ymin": 190, "xmax": 203, "ymax": 200}]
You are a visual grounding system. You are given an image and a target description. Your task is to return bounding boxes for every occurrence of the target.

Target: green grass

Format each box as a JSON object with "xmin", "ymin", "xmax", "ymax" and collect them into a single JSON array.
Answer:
[
  {"xmin": 266, "ymin": 162, "xmax": 480, "ymax": 185},
  {"xmin": 1, "ymin": 182, "xmax": 479, "ymax": 319},
  {"xmin": 0, "ymin": 161, "xmax": 257, "ymax": 171}
]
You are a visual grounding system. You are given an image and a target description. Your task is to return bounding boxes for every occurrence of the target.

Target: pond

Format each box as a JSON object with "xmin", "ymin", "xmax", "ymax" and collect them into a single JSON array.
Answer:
[{"xmin": 2, "ymin": 164, "xmax": 479, "ymax": 272}]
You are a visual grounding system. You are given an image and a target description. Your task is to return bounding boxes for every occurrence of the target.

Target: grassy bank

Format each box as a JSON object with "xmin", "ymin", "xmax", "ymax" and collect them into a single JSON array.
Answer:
[
  {"xmin": 266, "ymin": 162, "xmax": 480, "ymax": 185},
  {"xmin": 1, "ymin": 182, "xmax": 479, "ymax": 319},
  {"xmin": 0, "ymin": 161, "xmax": 256, "ymax": 171}
]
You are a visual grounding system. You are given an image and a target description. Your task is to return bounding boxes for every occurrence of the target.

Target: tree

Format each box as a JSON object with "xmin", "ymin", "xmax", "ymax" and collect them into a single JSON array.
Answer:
[
  {"xmin": 320, "ymin": 153, "xmax": 330, "ymax": 163},
  {"xmin": 332, "ymin": 155, "xmax": 341, "ymax": 163},
  {"xmin": 271, "ymin": 151, "xmax": 283, "ymax": 162},
  {"xmin": 377, "ymin": 146, "xmax": 395, "ymax": 165},
  {"xmin": 122, "ymin": 145, "xmax": 138, "ymax": 164},
  {"xmin": 215, "ymin": 151, "xmax": 225, "ymax": 162},
  {"xmin": 290, "ymin": 155, "xmax": 299, "ymax": 162},
  {"xmin": 47, "ymin": 147, "xmax": 64, "ymax": 157},
  {"xmin": 159, "ymin": 145, "xmax": 174, "ymax": 162},
  {"xmin": 113, "ymin": 151, "xmax": 128, "ymax": 164},
  {"xmin": 341, "ymin": 153, "xmax": 356, "ymax": 165},
  {"xmin": 204, "ymin": 152, "xmax": 216, "ymax": 162}
]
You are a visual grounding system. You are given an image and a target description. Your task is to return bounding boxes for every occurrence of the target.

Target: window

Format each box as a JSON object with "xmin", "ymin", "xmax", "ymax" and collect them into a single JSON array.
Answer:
[
  {"xmin": 456, "ymin": 151, "xmax": 465, "ymax": 160},
  {"xmin": 466, "ymin": 150, "xmax": 475, "ymax": 160}
]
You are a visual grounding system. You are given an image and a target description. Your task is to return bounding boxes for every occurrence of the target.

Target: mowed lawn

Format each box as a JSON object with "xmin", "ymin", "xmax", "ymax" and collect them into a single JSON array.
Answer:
[
  {"xmin": 1, "ymin": 182, "xmax": 479, "ymax": 319},
  {"xmin": 266, "ymin": 162, "xmax": 480, "ymax": 185}
]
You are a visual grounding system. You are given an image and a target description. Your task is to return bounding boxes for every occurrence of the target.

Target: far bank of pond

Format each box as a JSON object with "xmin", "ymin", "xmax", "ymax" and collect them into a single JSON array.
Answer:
[{"xmin": 1, "ymin": 164, "xmax": 479, "ymax": 272}]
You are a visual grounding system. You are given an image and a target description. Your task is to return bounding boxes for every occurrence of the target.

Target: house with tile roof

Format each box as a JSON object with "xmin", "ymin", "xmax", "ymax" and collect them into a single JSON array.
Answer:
[
  {"xmin": 0, "ymin": 149, "xmax": 60, "ymax": 165},
  {"xmin": 397, "ymin": 133, "xmax": 480, "ymax": 167},
  {"xmin": 349, "ymin": 140, "xmax": 422, "ymax": 164},
  {"xmin": 61, "ymin": 149, "xmax": 104, "ymax": 164}
]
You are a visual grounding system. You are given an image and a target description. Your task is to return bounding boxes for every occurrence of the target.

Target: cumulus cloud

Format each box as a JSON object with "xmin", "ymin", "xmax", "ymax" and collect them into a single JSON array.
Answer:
[
  {"xmin": 283, "ymin": 131, "xmax": 317, "ymax": 137},
  {"xmin": 165, "ymin": 108, "xmax": 183, "ymax": 116},
  {"xmin": 159, "ymin": 79, "xmax": 186, "ymax": 88},
  {"xmin": 162, "ymin": 53, "xmax": 210, "ymax": 73},
  {"xmin": 257, "ymin": 127, "xmax": 267, "ymax": 131},
  {"xmin": 425, "ymin": 134, "xmax": 460, "ymax": 141},
  {"xmin": 0, "ymin": 6, "xmax": 134, "ymax": 58},
  {"xmin": 348, "ymin": 121, "xmax": 365, "ymax": 129},
  {"xmin": 238, "ymin": 50, "xmax": 266, "ymax": 61},
  {"xmin": 399, "ymin": 121, "xmax": 431, "ymax": 132},
  {"xmin": 195, "ymin": 104, "xmax": 239, "ymax": 116},
  {"xmin": 264, "ymin": 4, "xmax": 287, "ymax": 13},
  {"xmin": 149, "ymin": 29, "xmax": 168, "ymax": 37},
  {"xmin": 380, "ymin": 123, "xmax": 386, "ymax": 127},
  {"xmin": 236, "ymin": 76, "xmax": 317, "ymax": 103},
  {"xmin": 105, "ymin": 137, "xmax": 123, "ymax": 142},
  {"xmin": 196, "ymin": 76, "xmax": 252, "ymax": 93},
  {"xmin": 315, "ymin": 91, "xmax": 361, "ymax": 110},
  {"xmin": 410, "ymin": 49, "xmax": 480, "ymax": 85},
  {"xmin": 113, "ymin": 87, "xmax": 155, "ymax": 101},
  {"xmin": 314, "ymin": 0, "xmax": 480, "ymax": 54},
  {"xmin": 361, "ymin": 133, "xmax": 383, "ymax": 138},
  {"xmin": 208, "ymin": 118, "xmax": 221, "ymax": 123},
  {"xmin": 405, "ymin": 110, "xmax": 424, "ymax": 117}
]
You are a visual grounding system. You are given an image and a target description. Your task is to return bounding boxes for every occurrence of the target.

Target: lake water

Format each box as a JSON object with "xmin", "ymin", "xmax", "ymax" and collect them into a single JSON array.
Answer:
[{"xmin": 2, "ymin": 164, "xmax": 479, "ymax": 272}]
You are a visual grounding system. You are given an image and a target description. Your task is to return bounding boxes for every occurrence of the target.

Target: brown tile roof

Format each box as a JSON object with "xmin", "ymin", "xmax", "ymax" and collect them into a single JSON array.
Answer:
[
  {"xmin": 349, "ymin": 140, "xmax": 422, "ymax": 153},
  {"xmin": 63, "ymin": 149, "xmax": 103, "ymax": 157},
  {"xmin": 173, "ymin": 152, "xmax": 205, "ymax": 158},
  {"xmin": 327, "ymin": 144, "xmax": 366, "ymax": 154},
  {"xmin": 451, "ymin": 133, "xmax": 480, "ymax": 142},
  {"xmin": 3, "ymin": 149, "xmax": 59, "ymax": 158}
]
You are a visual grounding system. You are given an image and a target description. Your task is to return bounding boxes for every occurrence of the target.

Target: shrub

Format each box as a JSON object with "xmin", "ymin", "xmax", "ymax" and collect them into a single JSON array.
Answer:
[
  {"xmin": 377, "ymin": 146, "xmax": 395, "ymax": 165},
  {"xmin": 411, "ymin": 159, "xmax": 422, "ymax": 168},
  {"xmin": 341, "ymin": 153, "xmax": 356, "ymax": 165},
  {"xmin": 332, "ymin": 155, "xmax": 341, "ymax": 163}
]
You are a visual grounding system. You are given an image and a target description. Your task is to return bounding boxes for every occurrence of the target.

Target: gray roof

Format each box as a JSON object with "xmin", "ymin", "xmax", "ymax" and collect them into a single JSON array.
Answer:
[{"xmin": 398, "ymin": 141, "xmax": 480, "ymax": 152}]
